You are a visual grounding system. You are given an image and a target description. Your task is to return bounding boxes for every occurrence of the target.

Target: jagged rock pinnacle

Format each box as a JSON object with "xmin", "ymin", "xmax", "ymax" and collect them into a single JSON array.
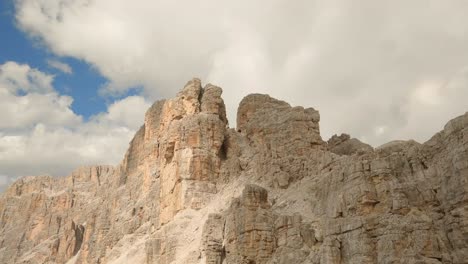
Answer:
[{"xmin": 0, "ymin": 79, "xmax": 467, "ymax": 263}]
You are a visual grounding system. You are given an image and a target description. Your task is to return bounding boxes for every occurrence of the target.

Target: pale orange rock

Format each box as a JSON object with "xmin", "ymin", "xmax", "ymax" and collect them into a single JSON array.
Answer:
[{"xmin": 0, "ymin": 79, "xmax": 467, "ymax": 264}]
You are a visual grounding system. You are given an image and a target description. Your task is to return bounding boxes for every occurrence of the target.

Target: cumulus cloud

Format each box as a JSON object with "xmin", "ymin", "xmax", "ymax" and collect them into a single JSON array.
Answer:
[
  {"xmin": 0, "ymin": 61, "xmax": 150, "ymax": 192},
  {"xmin": 0, "ymin": 61, "xmax": 80, "ymax": 130},
  {"xmin": 14, "ymin": 0, "xmax": 468, "ymax": 147},
  {"xmin": 91, "ymin": 95, "xmax": 151, "ymax": 129},
  {"xmin": 47, "ymin": 59, "xmax": 73, "ymax": 74},
  {"xmin": 0, "ymin": 61, "xmax": 54, "ymax": 94}
]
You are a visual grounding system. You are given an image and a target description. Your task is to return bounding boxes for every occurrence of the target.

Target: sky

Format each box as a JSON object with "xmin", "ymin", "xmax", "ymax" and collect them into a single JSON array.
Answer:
[{"xmin": 1, "ymin": 0, "xmax": 468, "ymax": 191}]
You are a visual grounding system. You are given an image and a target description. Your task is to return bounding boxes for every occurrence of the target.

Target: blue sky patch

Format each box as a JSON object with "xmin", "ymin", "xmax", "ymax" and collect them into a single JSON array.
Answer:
[{"xmin": 0, "ymin": 0, "xmax": 136, "ymax": 120}]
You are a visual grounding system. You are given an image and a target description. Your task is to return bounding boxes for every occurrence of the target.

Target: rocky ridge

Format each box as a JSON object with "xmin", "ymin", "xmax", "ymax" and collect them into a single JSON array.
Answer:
[{"xmin": 0, "ymin": 79, "xmax": 467, "ymax": 264}]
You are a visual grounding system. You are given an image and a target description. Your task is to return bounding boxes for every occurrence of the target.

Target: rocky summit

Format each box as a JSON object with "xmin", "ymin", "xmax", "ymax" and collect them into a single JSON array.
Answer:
[{"xmin": 0, "ymin": 79, "xmax": 467, "ymax": 264}]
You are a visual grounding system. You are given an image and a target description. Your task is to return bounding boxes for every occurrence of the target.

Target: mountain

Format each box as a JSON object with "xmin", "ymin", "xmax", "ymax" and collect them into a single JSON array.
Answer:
[{"xmin": 1, "ymin": 79, "xmax": 467, "ymax": 263}]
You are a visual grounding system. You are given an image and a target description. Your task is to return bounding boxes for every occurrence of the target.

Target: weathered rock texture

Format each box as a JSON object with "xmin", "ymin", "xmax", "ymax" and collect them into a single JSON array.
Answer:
[
  {"xmin": 327, "ymin": 134, "xmax": 373, "ymax": 156},
  {"xmin": 1, "ymin": 79, "xmax": 467, "ymax": 264}
]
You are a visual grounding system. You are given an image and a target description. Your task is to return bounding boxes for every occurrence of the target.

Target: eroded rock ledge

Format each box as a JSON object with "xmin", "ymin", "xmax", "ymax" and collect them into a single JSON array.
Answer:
[{"xmin": 1, "ymin": 78, "xmax": 467, "ymax": 264}]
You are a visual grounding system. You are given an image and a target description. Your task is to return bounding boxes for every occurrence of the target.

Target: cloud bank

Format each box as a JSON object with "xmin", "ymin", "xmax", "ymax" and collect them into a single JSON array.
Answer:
[{"xmin": 15, "ymin": 0, "xmax": 468, "ymax": 144}]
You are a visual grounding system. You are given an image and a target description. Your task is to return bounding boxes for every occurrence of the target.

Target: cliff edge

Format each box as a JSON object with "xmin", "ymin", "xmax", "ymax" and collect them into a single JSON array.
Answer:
[{"xmin": 1, "ymin": 79, "xmax": 467, "ymax": 264}]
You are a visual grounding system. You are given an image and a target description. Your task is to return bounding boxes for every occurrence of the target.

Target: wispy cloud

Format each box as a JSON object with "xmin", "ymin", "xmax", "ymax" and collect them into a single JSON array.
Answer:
[{"xmin": 47, "ymin": 59, "xmax": 73, "ymax": 74}]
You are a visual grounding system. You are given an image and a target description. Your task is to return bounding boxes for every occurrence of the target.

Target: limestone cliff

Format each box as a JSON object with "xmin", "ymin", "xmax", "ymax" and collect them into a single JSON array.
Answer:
[{"xmin": 0, "ymin": 79, "xmax": 467, "ymax": 264}]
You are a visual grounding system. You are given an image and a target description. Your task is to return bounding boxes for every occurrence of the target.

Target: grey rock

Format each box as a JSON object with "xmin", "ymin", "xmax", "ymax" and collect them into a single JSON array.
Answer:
[
  {"xmin": 0, "ymin": 80, "xmax": 467, "ymax": 264},
  {"xmin": 327, "ymin": 133, "xmax": 373, "ymax": 155}
]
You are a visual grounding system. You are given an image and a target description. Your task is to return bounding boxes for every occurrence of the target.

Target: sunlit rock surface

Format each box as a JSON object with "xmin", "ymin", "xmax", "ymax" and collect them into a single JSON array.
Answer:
[{"xmin": 1, "ymin": 79, "xmax": 467, "ymax": 264}]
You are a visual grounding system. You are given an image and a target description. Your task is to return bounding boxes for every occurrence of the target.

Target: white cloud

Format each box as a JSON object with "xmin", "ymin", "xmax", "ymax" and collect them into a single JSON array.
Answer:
[
  {"xmin": 0, "ymin": 61, "xmax": 80, "ymax": 130},
  {"xmin": 91, "ymin": 95, "xmax": 151, "ymax": 129},
  {"xmin": 47, "ymin": 59, "xmax": 73, "ymax": 74},
  {"xmin": 0, "ymin": 61, "xmax": 150, "ymax": 192},
  {"xmin": 0, "ymin": 92, "xmax": 80, "ymax": 130},
  {"xmin": 0, "ymin": 61, "xmax": 54, "ymax": 94},
  {"xmin": 13, "ymin": 0, "xmax": 468, "ymax": 147},
  {"xmin": 374, "ymin": 126, "xmax": 387, "ymax": 137}
]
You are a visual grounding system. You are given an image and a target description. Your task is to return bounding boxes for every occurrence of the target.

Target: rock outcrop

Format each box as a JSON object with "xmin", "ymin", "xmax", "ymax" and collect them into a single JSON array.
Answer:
[
  {"xmin": 327, "ymin": 133, "xmax": 373, "ymax": 156},
  {"xmin": 0, "ymin": 78, "xmax": 467, "ymax": 264}
]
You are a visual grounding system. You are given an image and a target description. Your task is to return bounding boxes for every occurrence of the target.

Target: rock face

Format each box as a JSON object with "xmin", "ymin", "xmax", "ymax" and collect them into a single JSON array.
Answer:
[
  {"xmin": 1, "ymin": 79, "xmax": 467, "ymax": 264},
  {"xmin": 327, "ymin": 134, "xmax": 373, "ymax": 156}
]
